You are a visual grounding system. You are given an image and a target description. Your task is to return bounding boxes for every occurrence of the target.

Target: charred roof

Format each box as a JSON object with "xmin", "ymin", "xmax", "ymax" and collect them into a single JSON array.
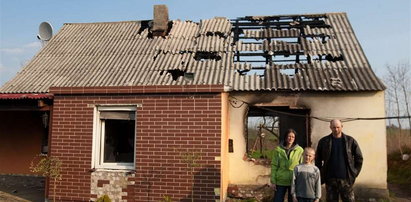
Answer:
[{"xmin": 0, "ymin": 12, "xmax": 385, "ymax": 93}]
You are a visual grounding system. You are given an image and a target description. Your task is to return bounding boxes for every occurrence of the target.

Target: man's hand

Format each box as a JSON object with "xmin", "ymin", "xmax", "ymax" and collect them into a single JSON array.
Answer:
[{"xmin": 314, "ymin": 199, "xmax": 319, "ymax": 202}]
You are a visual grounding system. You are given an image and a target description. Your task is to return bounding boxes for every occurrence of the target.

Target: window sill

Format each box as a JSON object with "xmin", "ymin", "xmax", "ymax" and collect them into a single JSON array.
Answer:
[
  {"xmin": 89, "ymin": 168, "xmax": 135, "ymax": 175},
  {"xmin": 243, "ymin": 154, "xmax": 271, "ymax": 167}
]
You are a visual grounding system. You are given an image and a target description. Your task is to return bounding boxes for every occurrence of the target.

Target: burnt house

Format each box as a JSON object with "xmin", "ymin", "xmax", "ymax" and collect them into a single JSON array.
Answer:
[{"xmin": 0, "ymin": 5, "xmax": 387, "ymax": 201}]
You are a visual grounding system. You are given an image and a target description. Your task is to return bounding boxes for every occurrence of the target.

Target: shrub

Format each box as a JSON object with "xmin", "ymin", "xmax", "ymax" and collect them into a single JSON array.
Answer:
[
  {"xmin": 30, "ymin": 155, "xmax": 62, "ymax": 202},
  {"xmin": 96, "ymin": 195, "xmax": 111, "ymax": 202}
]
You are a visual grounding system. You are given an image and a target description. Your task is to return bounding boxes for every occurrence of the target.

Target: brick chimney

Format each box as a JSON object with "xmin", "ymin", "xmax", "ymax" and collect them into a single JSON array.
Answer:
[{"xmin": 152, "ymin": 5, "xmax": 169, "ymax": 37}]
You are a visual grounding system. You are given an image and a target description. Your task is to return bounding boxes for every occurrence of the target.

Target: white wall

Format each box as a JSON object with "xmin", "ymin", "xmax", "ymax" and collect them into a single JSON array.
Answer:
[{"xmin": 227, "ymin": 91, "xmax": 387, "ymax": 190}]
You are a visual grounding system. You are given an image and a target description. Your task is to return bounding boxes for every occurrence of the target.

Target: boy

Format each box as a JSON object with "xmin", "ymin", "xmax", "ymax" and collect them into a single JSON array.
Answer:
[{"xmin": 291, "ymin": 147, "xmax": 321, "ymax": 202}]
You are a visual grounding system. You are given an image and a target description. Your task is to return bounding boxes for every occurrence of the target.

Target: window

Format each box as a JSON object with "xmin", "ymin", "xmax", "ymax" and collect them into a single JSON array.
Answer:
[
  {"xmin": 245, "ymin": 106, "xmax": 310, "ymax": 164},
  {"xmin": 247, "ymin": 114, "xmax": 280, "ymax": 160},
  {"xmin": 93, "ymin": 106, "xmax": 136, "ymax": 170}
]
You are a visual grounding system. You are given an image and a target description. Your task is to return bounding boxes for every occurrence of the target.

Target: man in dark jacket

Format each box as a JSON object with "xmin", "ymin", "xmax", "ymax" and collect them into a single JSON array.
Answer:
[{"xmin": 315, "ymin": 119, "xmax": 363, "ymax": 202}]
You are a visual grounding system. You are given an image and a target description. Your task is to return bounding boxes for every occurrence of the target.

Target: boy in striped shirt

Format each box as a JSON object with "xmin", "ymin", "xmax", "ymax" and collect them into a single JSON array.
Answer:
[{"xmin": 291, "ymin": 147, "xmax": 321, "ymax": 202}]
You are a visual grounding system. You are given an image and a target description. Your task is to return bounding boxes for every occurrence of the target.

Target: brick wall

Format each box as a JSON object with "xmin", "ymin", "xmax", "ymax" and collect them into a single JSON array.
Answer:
[{"xmin": 49, "ymin": 85, "xmax": 223, "ymax": 201}]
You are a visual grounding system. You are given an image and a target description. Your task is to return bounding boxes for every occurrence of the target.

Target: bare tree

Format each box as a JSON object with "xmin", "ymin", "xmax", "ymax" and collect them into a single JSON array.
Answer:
[
  {"xmin": 399, "ymin": 63, "xmax": 411, "ymax": 135},
  {"xmin": 384, "ymin": 62, "xmax": 411, "ymax": 156}
]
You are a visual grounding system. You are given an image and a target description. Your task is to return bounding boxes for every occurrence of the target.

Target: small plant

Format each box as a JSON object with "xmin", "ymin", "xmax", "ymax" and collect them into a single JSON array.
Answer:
[
  {"xmin": 96, "ymin": 194, "xmax": 112, "ymax": 202},
  {"xmin": 160, "ymin": 195, "xmax": 173, "ymax": 202},
  {"xmin": 30, "ymin": 155, "xmax": 62, "ymax": 202},
  {"xmin": 182, "ymin": 151, "xmax": 201, "ymax": 202},
  {"xmin": 175, "ymin": 148, "xmax": 202, "ymax": 202}
]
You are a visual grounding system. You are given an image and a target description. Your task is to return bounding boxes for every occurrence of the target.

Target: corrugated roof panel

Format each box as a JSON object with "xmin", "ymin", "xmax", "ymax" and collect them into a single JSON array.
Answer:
[
  {"xmin": 156, "ymin": 38, "xmax": 196, "ymax": 53},
  {"xmin": 244, "ymin": 29, "xmax": 301, "ymax": 38},
  {"xmin": 195, "ymin": 35, "xmax": 231, "ymax": 52},
  {"xmin": 233, "ymin": 63, "xmax": 252, "ymax": 70},
  {"xmin": 304, "ymin": 26, "xmax": 335, "ymax": 37},
  {"xmin": 169, "ymin": 20, "xmax": 199, "ymax": 38},
  {"xmin": 199, "ymin": 17, "xmax": 232, "ymax": 36},
  {"xmin": 1, "ymin": 14, "xmax": 385, "ymax": 94},
  {"xmin": 235, "ymin": 41, "xmax": 262, "ymax": 51}
]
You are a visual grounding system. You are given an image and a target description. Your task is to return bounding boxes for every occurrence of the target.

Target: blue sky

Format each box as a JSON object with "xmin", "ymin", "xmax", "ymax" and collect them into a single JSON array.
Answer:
[{"xmin": 0, "ymin": 0, "xmax": 410, "ymax": 86}]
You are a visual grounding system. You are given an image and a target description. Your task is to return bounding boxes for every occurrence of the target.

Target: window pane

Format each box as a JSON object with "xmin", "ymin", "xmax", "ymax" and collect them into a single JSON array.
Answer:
[
  {"xmin": 103, "ymin": 119, "xmax": 135, "ymax": 163},
  {"xmin": 100, "ymin": 111, "xmax": 135, "ymax": 120}
]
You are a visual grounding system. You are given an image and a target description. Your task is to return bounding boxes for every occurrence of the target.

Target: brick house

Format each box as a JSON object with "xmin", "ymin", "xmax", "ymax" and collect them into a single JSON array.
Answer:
[{"xmin": 0, "ymin": 5, "xmax": 388, "ymax": 201}]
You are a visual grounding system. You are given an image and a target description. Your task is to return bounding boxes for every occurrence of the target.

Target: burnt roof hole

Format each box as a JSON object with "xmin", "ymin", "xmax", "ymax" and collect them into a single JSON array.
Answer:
[
  {"xmin": 194, "ymin": 52, "xmax": 221, "ymax": 61},
  {"xmin": 305, "ymin": 35, "xmax": 331, "ymax": 44},
  {"xmin": 237, "ymin": 68, "xmax": 265, "ymax": 77},
  {"xmin": 167, "ymin": 69, "xmax": 185, "ymax": 81},
  {"xmin": 280, "ymin": 69, "xmax": 297, "ymax": 77},
  {"xmin": 237, "ymin": 69, "xmax": 250, "ymax": 76},
  {"xmin": 138, "ymin": 20, "xmax": 173, "ymax": 39},
  {"xmin": 311, "ymin": 54, "xmax": 343, "ymax": 63},
  {"xmin": 165, "ymin": 69, "xmax": 195, "ymax": 81},
  {"xmin": 138, "ymin": 21, "xmax": 150, "ymax": 34},
  {"xmin": 272, "ymin": 54, "xmax": 309, "ymax": 65},
  {"xmin": 325, "ymin": 54, "xmax": 344, "ymax": 62},
  {"xmin": 138, "ymin": 21, "xmax": 153, "ymax": 38},
  {"xmin": 322, "ymin": 36, "xmax": 331, "ymax": 44},
  {"xmin": 166, "ymin": 21, "xmax": 173, "ymax": 35},
  {"xmin": 206, "ymin": 31, "xmax": 226, "ymax": 38}
]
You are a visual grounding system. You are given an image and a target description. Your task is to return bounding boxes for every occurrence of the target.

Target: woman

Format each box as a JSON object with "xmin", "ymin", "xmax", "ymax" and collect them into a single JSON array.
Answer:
[{"xmin": 271, "ymin": 129, "xmax": 304, "ymax": 202}]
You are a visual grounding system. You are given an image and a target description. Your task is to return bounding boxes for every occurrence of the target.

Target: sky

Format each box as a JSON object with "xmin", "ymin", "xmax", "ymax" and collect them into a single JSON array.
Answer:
[{"xmin": 0, "ymin": 0, "xmax": 410, "ymax": 86}]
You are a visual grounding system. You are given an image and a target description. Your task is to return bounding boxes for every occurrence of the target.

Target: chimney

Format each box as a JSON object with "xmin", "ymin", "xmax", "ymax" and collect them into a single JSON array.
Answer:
[{"xmin": 153, "ymin": 5, "xmax": 169, "ymax": 37}]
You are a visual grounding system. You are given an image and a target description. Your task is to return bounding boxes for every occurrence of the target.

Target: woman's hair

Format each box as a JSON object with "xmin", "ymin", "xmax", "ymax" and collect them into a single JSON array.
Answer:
[{"xmin": 282, "ymin": 128, "xmax": 297, "ymax": 146}]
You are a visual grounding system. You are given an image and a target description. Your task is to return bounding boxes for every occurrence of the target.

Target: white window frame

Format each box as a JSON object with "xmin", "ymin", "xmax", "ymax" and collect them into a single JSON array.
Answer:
[{"xmin": 92, "ymin": 105, "xmax": 137, "ymax": 170}]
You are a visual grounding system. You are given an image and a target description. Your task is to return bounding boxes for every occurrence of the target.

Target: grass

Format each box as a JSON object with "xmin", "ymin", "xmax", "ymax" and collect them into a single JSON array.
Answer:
[
  {"xmin": 386, "ymin": 127, "xmax": 411, "ymax": 185},
  {"xmin": 386, "ymin": 127, "xmax": 411, "ymax": 199},
  {"xmin": 387, "ymin": 147, "xmax": 411, "ymax": 184}
]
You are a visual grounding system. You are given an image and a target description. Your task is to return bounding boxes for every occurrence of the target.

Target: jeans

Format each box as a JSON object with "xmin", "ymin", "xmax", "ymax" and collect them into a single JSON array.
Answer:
[{"xmin": 273, "ymin": 185, "xmax": 292, "ymax": 202}]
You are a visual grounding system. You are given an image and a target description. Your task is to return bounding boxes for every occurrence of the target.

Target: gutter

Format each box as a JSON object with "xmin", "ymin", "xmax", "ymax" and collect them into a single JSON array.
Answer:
[{"xmin": 0, "ymin": 93, "xmax": 54, "ymax": 100}]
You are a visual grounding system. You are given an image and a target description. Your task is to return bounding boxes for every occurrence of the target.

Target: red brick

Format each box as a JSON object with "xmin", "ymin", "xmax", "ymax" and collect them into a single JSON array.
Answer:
[
  {"xmin": 50, "ymin": 92, "xmax": 221, "ymax": 201},
  {"xmin": 97, "ymin": 180, "xmax": 110, "ymax": 187}
]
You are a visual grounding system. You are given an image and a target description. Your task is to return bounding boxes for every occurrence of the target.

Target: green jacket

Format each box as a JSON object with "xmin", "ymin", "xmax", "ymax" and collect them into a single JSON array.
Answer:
[{"xmin": 271, "ymin": 144, "xmax": 304, "ymax": 186}]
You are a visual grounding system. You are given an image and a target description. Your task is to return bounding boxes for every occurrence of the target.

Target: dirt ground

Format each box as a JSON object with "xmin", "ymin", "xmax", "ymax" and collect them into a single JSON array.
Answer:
[
  {"xmin": 0, "ymin": 175, "xmax": 44, "ymax": 202},
  {"xmin": 388, "ymin": 183, "xmax": 411, "ymax": 202},
  {"xmin": 0, "ymin": 175, "xmax": 410, "ymax": 202}
]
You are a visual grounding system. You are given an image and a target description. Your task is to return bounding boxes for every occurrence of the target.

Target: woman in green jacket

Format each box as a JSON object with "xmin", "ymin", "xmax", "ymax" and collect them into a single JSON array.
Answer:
[{"xmin": 271, "ymin": 129, "xmax": 304, "ymax": 202}]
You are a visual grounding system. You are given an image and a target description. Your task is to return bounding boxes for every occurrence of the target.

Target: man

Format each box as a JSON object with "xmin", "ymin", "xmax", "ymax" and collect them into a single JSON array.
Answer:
[{"xmin": 315, "ymin": 119, "xmax": 363, "ymax": 202}]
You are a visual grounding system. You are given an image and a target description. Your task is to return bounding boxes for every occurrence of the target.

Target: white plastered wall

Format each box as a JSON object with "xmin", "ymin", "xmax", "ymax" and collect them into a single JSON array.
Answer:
[{"xmin": 227, "ymin": 91, "xmax": 387, "ymax": 190}]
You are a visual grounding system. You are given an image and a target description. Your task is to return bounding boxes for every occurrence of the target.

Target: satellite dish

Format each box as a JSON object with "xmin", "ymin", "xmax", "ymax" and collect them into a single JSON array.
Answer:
[{"xmin": 38, "ymin": 22, "xmax": 53, "ymax": 41}]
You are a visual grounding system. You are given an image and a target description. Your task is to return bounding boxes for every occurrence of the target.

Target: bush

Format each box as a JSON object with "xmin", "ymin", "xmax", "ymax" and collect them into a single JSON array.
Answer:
[{"xmin": 30, "ymin": 155, "xmax": 62, "ymax": 202}]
